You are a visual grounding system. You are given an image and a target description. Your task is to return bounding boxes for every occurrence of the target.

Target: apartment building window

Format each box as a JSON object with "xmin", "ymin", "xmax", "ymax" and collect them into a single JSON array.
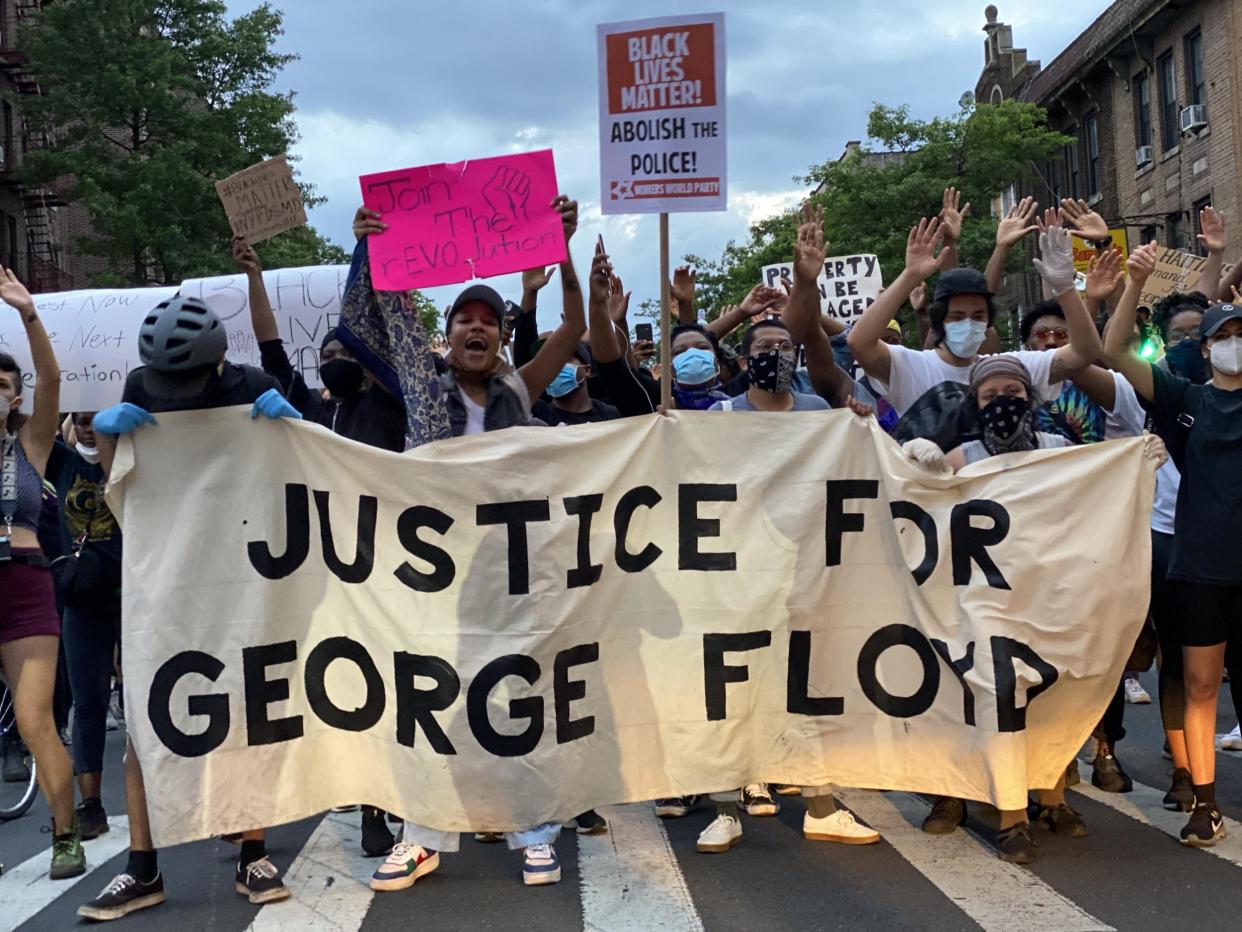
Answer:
[
  {"xmin": 1140, "ymin": 225, "xmax": 1159, "ymax": 245},
  {"xmin": 1066, "ymin": 136, "xmax": 1081, "ymax": 200},
  {"xmin": 1185, "ymin": 30, "xmax": 1205, "ymax": 107},
  {"xmin": 1192, "ymin": 197, "xmax": 1213, "ymax": 256},
  {"xmin": 1045, "ymin": 158, "xmax": 1062, "ymax": 202},
  {"xmin": 1158, "ymin": 52, "xmax": 1178, "ymax": 150},
  {"xmin": 1134, "ymin": 72, "xmax": 1152, "ymax": 148},
  {"xmin": 1167, "ymin": 212, "xmax": 1185, "ymax": 250},
  {"xmin": 1085, "ymin": 114, "xmax": 1101, "ymax": 198}
]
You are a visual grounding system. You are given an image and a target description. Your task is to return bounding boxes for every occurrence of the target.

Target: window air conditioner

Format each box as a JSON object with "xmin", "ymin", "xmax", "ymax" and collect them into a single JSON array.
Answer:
[
  {"xmin": 1135, "ymin": 145, "xmax": 1153, "ymax": 167},
  {"xmin": 1180, "ymin": 104, "xmax": 1208, "ymax": 135}
]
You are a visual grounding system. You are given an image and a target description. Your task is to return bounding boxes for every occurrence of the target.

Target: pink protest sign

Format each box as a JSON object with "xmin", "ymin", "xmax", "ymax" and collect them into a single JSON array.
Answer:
[{"xmin": 360, "ymin": 149, "xmax": 567, "ymax": 291}]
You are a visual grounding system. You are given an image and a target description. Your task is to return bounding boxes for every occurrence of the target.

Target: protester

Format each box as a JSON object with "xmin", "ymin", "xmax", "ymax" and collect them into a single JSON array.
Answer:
[
  {"xmin": 0, "ymin": 267, "xmax": 85, "ymax": 881},
  {"xmin": 79, "ymin": 295, "xmax": 299, "ymax": 920}
]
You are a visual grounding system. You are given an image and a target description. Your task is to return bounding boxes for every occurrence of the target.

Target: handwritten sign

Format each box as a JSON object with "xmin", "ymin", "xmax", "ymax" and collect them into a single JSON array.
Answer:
[
  {"xmin": 0, "ymin": 265, "xmax": 349, "ymax": 411},
  {"xmin": 1138, "ymin": 246, "xmax": 1235, "ymax": 308},
  {"xmin": 597, "ymin": 13, "xmax": 727, "ymax": 214},
  {"xmin": 359, "ymin": 149, "xmax": 566, "ymax": 292},
  {"xmin": 762, "ymin": 255, "xmax": 883, "ymax": 321},
  {"xmin": 215, "ymin": 156, "xmax": 308, "ymax": 244}
]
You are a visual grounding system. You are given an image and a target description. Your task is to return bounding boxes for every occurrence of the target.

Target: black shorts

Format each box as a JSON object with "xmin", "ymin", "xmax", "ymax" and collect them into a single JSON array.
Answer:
[{"xmin": 1168, "ymin": 579, "xmax": 1242, "ymax": 647}]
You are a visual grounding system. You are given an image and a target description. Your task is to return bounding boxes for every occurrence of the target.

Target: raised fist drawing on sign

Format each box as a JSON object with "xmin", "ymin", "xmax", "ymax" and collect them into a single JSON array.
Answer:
[{"xmin": 482, "ymin": 165, "xmax": 532, "ymax": 225}]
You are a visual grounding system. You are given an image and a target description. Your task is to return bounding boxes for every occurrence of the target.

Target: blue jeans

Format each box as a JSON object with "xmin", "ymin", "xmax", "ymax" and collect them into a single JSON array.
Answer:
[
  {"xmin": 402, "ymin": 820, "xmax": 561, "ymax": 853},
  {"xmin": 62, "ymin": 591, "xmax": 121, "ymax": 775}
]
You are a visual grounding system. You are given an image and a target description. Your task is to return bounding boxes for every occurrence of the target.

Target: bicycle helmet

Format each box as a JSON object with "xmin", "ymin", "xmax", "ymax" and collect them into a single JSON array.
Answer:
[{"xmin": 137, "ymin": 295, "xmax": 228, "ymax": 399}]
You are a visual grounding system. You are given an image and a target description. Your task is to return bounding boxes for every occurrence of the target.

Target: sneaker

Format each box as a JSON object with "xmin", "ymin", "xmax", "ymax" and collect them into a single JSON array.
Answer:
[
  {"xmin": 1180, "ymin": 803, "xmax": 1226, "ymax": 848},
  {"xmin": 234, "ymin": 856, "xmax": 290, "ymax": 904},
  {"xmin": 78, "ymin": 872, "xmax": 166, "ymax": 921},
  {"xmin": 995, "ymin": 822, "xmax": 1036, "ymax": 864},
  {"xmin": 1064, "ymin": 759, "xmax": 1081, "ymax": 787},
  {"xmin": 77, "ymin": 797, "xmax": 110, "ymax": 840},
  {"xmin": 1163, "ymin": 768, "xmax": 1195, "ymax": 812},
  {"xmin": 696, "ymin": 814, "xmax": 743, "ymax": 853},
  {"xmin": 50, "ymin": 819, "xmax": 87, "ymax": 880},
  {"xmin": 573, "ymin": 810, "xmax": 609, "ymax": 835},
  {"xmin": 773, "ymin": 784, "xmax": 801, "ymax": 796},
  {"xmin": 921, "ymin": 796, "xmax": 966, "ymax": 835},
  {"xmin": 473, "ymin": 832, "xmax": 504, "ymax": 843},
  {"xmin": 1036, "ymin": 803, "xmax": 1087, "ymax": 838},
  {"xmin": 654, "ymin": 795, "xmax": 701, "ymax": 818},
  {"xmin": 370, "ymin": 843, "xmax": 439, "ymax": 892},
  {"xmin": 1, "ymin": 734, "xmax": 29, "ymax": 783},
  {"xmin": 804, "ymin": 808, "xmax": 880, "ymax": 844},
  {"xmin": 740, "ymin": 783, "xmax": 779, "ymax": 817},
  {"xmin": 1124, "ymin": 676, "xmax": 1151, "ymax": 704},
  {"xmin": 1091, "ymin": 749, "xmax": 1133, "ymax": 793},
  {"xmin": 1222, "ymin": 724, "xmax": 1242, "ymax": 751},
  {"xmin": 522, "ymin": 843, "xmax": 561, "ymax": 886},
  {"xmin": 361, "ymin": 806, "xmax": 395, "ymax": 858}
]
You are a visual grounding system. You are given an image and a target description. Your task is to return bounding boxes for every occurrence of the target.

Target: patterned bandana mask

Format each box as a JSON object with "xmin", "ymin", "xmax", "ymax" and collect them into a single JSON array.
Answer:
[
  {"xmin": 748, "ymin": 348, "xmax": 796, "ymax": 394},
  {"xmin": 979, "ymin": 394, "xmax": 1036, "ymax": 455}
]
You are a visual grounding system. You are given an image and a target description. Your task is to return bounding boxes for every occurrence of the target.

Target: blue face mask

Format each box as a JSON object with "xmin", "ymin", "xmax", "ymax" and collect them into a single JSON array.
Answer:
[
  {"xmin": 943, "ymin": 319, "xmax": 988, "ymax": 359},
  {"xmin": 672, "ymin": 347, "xmax": 718, "ymax": 387},
  {"xmin": 547, "ymin": 363, "xmax": 583, "ymax": 399},
  {"xmin": 1165, "ymin": 338, "xmax": 1209, "ymax": 384}
]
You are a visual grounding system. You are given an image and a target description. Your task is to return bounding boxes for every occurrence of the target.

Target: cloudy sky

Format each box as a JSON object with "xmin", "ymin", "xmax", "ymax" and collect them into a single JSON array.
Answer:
[{"xmin": 228, "ymin": 0, "xmax": 1106, "ymax": 331}]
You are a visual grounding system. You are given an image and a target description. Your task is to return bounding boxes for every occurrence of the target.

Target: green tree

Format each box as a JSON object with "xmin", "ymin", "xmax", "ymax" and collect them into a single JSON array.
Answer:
[
  {"xmin": 15, "ymin": 0, "xmax": 342, "ymax": 286},
  {"xmin": 408, "ymin": 290, "xmax": 444, "ymax": 340},
  {"xmin": 688, "ymin": 101, "xmax": 1071, "ymax": 345}
]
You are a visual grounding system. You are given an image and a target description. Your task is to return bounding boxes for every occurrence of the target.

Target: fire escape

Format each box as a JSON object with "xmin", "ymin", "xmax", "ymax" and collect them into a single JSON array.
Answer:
[{"xmin": 0, "ymin": 0, "xmax": 74, "ymax": 294}]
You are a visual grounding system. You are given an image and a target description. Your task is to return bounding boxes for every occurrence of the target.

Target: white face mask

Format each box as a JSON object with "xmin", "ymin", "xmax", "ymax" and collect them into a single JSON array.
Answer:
[
  {"xmin": 1209, "ymin": 335, "xmax": 1242, "ymax": 377},
  {"xmin": 943, "ymin": 319, "xmax": 988, "ymax": 359},
  {"xmin": 75, "ymin": 441, "xmax": 101, "ymax": 464}
]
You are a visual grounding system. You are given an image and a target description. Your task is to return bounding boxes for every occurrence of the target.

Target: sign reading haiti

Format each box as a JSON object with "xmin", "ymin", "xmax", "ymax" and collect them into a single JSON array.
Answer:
[
  {"xmin": 597, "ymin": 13, "xmax": 727, "ymax": 214},
  {"xmin": 359, "ymin": 150, "xmax": 567, "ymax": 292}
]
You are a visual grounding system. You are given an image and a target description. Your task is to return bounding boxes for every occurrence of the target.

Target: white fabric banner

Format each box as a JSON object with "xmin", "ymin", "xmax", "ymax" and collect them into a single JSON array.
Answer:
[{"xmin": 108, "ymin": 409, "xmax": 1153, "ymax": 848}]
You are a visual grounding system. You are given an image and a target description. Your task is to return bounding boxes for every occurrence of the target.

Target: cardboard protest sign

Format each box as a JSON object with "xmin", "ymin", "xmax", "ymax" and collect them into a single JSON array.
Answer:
[
  {"xmin": 215, "ymin": 156, "xmax": 308, "ymax": 244},
  {"xmin": 110, "ymin": 409, "xmax": 1153, "ymax": 846},
  {"xmin": 597, "ymin": 13, "xmax": 727, "ymax": 214},
  {"xmin": 359, "ymin": 149, "xmax": 566, "ymax": 292},
  {"xmin": 762, "ymin": 255, "xmax": 882, "ymax": 320},
  {"xmin": 1137, "ymin": 246, "xmax": 1235, "ymax": 308}
]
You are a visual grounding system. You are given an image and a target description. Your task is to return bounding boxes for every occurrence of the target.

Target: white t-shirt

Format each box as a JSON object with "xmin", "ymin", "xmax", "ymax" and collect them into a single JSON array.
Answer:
[
  {"xmin": 461, "ymin": 392, "xmax": 486, "ymax": 435},
  {"xmin": 1103, "ymin": 372, "xmax": 1180, "ymax": 534},
  {"xmin": 870, "ymin": 345, "xmax": 1059, "ymax": 417}
]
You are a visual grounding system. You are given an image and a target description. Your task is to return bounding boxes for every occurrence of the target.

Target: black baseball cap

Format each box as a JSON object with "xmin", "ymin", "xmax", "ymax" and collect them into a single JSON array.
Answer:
[
  {"xmin": 1201, "ymin": 303, "xmax": 1242, "ymax": 338},
  {"xmin": 447, "ymin": 284, "xmax": 506, "ymax": 329},
  {"xmin": 934, "ymin": 267, "xmax": 992, "ymax": 302}
]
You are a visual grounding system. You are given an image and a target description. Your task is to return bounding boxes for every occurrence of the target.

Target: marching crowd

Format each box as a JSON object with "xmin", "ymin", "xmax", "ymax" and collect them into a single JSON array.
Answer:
[{"xmin": 2, "ymin": 187, "xmax": 1242, "ymax": 920}]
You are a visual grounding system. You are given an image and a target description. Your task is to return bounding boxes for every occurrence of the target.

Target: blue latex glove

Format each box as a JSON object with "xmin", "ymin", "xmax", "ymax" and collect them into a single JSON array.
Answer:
[
  {"xmin": 251, "ymin": 388, "xmax": 302, "ymax": 421},
  {"xmin": 92, "ymin": 403, "xmax": 158, "ymax": 436}
]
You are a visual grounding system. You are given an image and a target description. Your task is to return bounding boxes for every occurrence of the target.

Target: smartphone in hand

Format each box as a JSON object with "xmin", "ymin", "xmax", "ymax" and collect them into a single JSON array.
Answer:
[{"xmin": 635, "ymin": 323, "xmax": 654, "ymax": 344}]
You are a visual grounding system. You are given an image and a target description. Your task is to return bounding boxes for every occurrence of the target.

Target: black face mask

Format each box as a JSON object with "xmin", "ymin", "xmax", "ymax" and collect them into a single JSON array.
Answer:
[
  {"xmin": 321, "ymin": 358, "xmax": 365, "ymax": 397},
  {"xmin": 1165, "ymin": 339, "xmax": 1209, "ymax": 385}
]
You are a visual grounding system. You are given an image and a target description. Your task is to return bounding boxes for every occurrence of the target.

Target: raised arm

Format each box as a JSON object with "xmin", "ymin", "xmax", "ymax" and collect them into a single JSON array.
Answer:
[
  {"xmin": 787, "ymin": 203, "xmax": 852, "ymax": 406},
  {"xmin": 518, "ymin": 196, "xmax": 584, "ymax": 398},
  {"xmin": 587, "ymin": 244, "xmax": 621, "ymax": 364},
  {"xmin": 234, "ymin": 237, "xmax": 277, "ymax": 343},
  {"xmin": 986, "ymin": 196, "xmax": 1038, "ymax": 294},
  {"xmin": 708, "ymin": 284, "xmax": 783, "ymax": 340},
  {"xmin": 937, "ymin": 186, "xmax": 969, "ymax": 273},
  {"xmin": 848, "ymin": 217, "xmax": 949, "ymax": 383},
  {"xmin": 1032, "ymin": 224, "xmax": 1107, "ymax": 380},
  {"xmin": 670, "ymin": 265, "xmax": 697, "ymax": 325},
  {"xmin": 1194, "ymin": 206, "xmax": 1226, "ymax": 301},
  {"xmin": 1103, "ymin": 243, "xmax": 1159, "ymax": 401},
  {"xmin": 2, "ymin": 268, "xmax": 58, "ymax": 473},
  {"xmin": 513, "ymin": 265, "xmax": 555, "ymax": 368}
]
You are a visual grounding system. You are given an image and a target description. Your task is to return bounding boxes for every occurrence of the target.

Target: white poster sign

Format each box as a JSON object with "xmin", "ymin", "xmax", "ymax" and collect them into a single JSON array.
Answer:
[{"xmin": 762, "ymin": 255, "xmax": 883, "ymax": 321}]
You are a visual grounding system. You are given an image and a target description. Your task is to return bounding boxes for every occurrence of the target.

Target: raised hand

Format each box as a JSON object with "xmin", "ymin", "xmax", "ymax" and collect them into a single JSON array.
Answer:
[
  {"xmin": 1197, "ymin": 206, "xmax": 1226, "ymax": 254},
  {"xmin": 1035, "ymin": 206, "xmax": 1062, "ymax": 234},
  {"xmin": 550, "ymin": 195, "xmax": 578, "ymax": 241},
  {"xmin": 352, "ymin": 206, "xmax": 387, "ymax": 241},
  {"xmin": 740, "ymin": 283, "xmax": 786, "ymax": 317},
  {"xmin": 1126, "ymin": 242, "xmax": 1160, "ymax": 286},
  {"xmin": 793, "ymin": 202, "xmax": 827, "ymax": 281},
  {"xmin": 671, "ymin": 265, "xmax": 697, "ymax": 304},
  {"xmin": 0, "ymin": 266, "xmax": 35, "ymax": 315},
  {"xmin": 910, "ymin": 281, "xmax": 929, "ymax": 314},
  {"xmin": 1060, "ymin": 198, "xmax": 1110, "ymax": 242},
  {"xmin": 608, "ymin": 273, "xmax": 631, "ymax": 323},
  {"xmin": 232, "ymin": 236, "xmax": 262, "ymax": 275},
  {"xmin": 589, "ymin": 241, "xmax": 613, "ymax": 304},
  {"xmin": 939, "ymin": 187, "xmax": 971, "ymax": 243},
  {"xmin": 522, "ymin": 266, "xmax": 556, "ymax": 293},
  {"xmin": 996, "ymin": 196, "xmax": 1039, "ymax": 247},
  {"xmin": 904, "ymin": 217, "xmax": 949, "ymax": 280},
  {"xmin": 1085, "ymin": 247, "xmax": 1125, "ymax": 304},
  {"xmin": 1033, "ymin": 225, "xmax": 1076, "ymax": 296}
]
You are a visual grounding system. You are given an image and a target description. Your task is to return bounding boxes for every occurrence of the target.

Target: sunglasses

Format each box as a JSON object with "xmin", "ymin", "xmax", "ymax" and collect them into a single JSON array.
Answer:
[{"xmin": 1032, "ymin": 327, "xmax": 1069, "ymax": 341}]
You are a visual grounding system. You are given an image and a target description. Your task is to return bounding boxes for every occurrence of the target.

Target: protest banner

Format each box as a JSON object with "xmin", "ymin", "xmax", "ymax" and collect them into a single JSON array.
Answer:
[
  {"xmin": 109, "ymin": 409, "xmax": 1154, "ymax": 846},
  {"xmin": 0, "ymin": 265, "xmax": 349, "ymax": 410},
  {"xmin": 597, "ymin": 13, "xmax": 727, "ymax": 214},
  {"xmin": 762, "ymin": 255, "xmax": 882, "ymax": 321},
  {"xmin": 215, "ymin": 155, "xmax": 308, "ymax": 244},
  {"xmin": 1137, "ymin": 245, "xmax": 1235, "ymax": 308},
  {"xmin": 360, "ymin": 149, "xmax": 566, "ymax": 292}
]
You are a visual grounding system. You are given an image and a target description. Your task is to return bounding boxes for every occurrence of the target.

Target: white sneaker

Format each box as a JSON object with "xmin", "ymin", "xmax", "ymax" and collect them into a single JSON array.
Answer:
[
  {"xmin": 1124, "ymin": 677, "xmax": 1152, "ymax": 704},
  {"xmin": 804, "ymin": 809, "xmax": 880, "ymax": 845},
  {"xmin": 696, "ymin": 814, "xmax": 742, "ymax": 853},
  {"xmin": 1222, "ymin": 724, "xmax": 1242, "ymax": 751}
]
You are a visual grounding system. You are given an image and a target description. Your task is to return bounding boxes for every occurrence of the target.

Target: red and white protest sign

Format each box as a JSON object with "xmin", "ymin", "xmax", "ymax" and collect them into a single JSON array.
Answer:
[
  {"xmin": 359, "ymin": 149, "xmax": 567, "ymax": 291},
  {"xmin": 596, "ymin": 13, "xmax": 726, "ymax": 215}
]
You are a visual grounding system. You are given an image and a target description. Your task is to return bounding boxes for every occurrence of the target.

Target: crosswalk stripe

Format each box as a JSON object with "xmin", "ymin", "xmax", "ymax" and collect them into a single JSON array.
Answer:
[
  {"xmin": 246, "ymin": 812, "xmax": 375, "ymax": 931},
  {"xmin": 1, "ymin": 816, "xmax": 131, "ymax": 932},
  {"xmin": 578, "ymin": 804, "xmax": 704, "ymax": 932},
  {"xmin": 1069, "ymin": 761, "xmax": 1242, "ymax": 867},
  {"xmin": 838, "ymin": 791, "xmax": 1114, "ymax": 932}
]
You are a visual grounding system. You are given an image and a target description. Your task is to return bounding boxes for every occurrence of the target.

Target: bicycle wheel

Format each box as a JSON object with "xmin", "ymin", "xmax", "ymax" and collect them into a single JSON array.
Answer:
[
  {"xmin": 0, "ymin": 681, "xmax": 40, "ymax": 821},
  {"xmin": 0, "ymin": 756, "xmax": 38, "ymax": 820}
]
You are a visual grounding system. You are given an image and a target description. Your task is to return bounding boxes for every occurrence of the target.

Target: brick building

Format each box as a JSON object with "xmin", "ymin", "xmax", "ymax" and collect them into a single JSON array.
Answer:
[
  {"xmin": 974, "ymin": 0, "xmax": 1242, "ymax": 313},
  {"xmin": 0, "ymin": 0, "xmax": 108, "ymax": 293}
]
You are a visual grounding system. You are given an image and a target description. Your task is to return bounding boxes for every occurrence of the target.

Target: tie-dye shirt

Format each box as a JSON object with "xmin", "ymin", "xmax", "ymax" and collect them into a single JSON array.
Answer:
[{"xmin": 1036, "ymin": 381, "xmax": 1104, "ymax": 445}]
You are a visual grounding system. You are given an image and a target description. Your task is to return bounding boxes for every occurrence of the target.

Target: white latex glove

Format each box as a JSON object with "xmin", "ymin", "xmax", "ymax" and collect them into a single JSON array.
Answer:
[
  {"xmin": 903, "ymin": 438, "xmax": 950, "ymax": 473},
  {"xmin": 1032, "ymin": 226, "xmax": 1076, "ymax": 296},
  {"xmin": 1142, "ymin": 431, "xmax": 1169, "ymax": 469}
]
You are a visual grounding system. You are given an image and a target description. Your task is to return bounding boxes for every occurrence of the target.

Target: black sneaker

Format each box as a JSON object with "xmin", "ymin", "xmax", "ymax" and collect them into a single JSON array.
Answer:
[
  {"xmin": 235, "ymin": 856, "xmax": 290, "ymax": 904},
  {"xmin": 78, "ymin": 872, "xmax": 166, "ymax": 921},
  {"xmin": 740, "ymin": 783, "xmax": 779, "ymax": 816},
  {"xmin": 654, "ymin": 795, "xmax": 702, "ymax": 818},
  {"xmin": 921, "ymin": 796, "xmax": 966, "ymax": 835},
  {"xmin": 1180, "ymin": 803, "xmax": 1226, "ymax": 848},
  {"xmin": 361, "ymin": 806, "xmax": 395, "ymax": 857},
  {"xmin": 1, "ymin": 733, "xmax": 29, "ymax": 783},
  {"xmin": 1163, "ymin": 768, "xmax": 1194, "ymax": 812},
  {"xmin": 1037, "ymin": 803, "xmax": 1087, "ymax": 838},
  {"xmin": 77, "ymin": 797, "xmax": 110, "ymax": 840},
  {"xmin": 995, "ymin": 822, "xmax": 1036, "ymax": 864},
  {"xmin": 574, "ymin": 810, "xmax": 609, "ymax": 835},
  {"xmin": 1091, "ymin": 750, "xmax": 1133, "ymax": 793}
]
